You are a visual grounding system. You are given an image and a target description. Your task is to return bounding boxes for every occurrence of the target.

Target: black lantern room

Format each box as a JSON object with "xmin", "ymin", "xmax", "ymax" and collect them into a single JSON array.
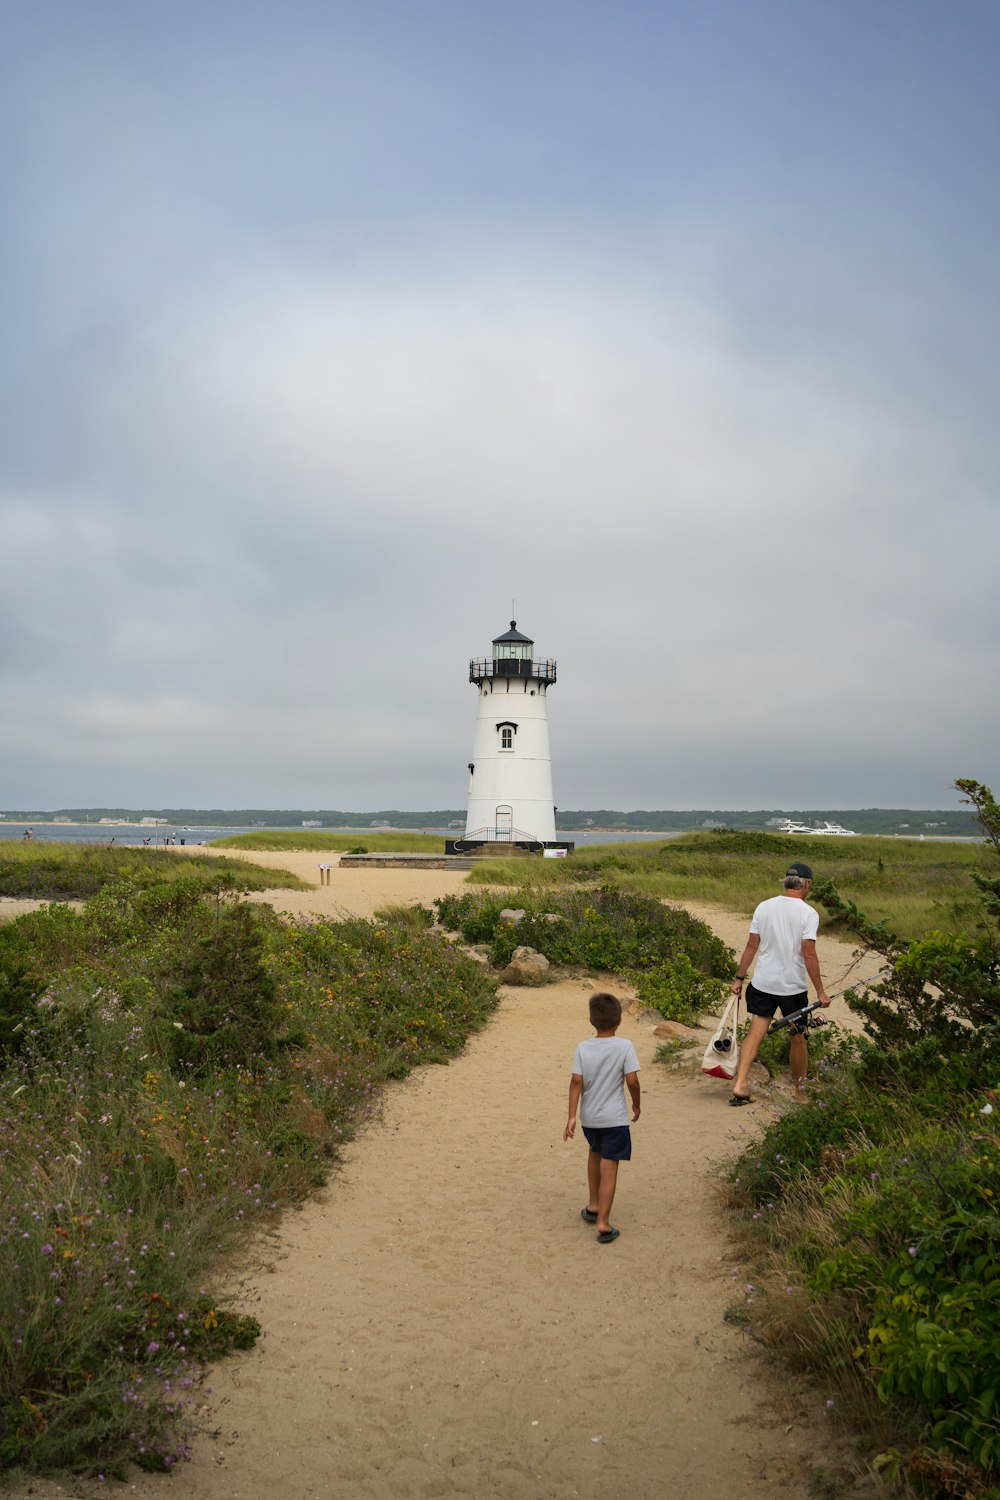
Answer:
[{"xmin": 469, "ymin": 621, "xmax": 557, "ymax": 686}]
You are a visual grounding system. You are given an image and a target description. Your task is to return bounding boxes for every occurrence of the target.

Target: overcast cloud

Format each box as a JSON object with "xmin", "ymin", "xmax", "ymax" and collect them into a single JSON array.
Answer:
[{"xmin": 2, "ymin": 0, "xmax": 998, "ymax": 811}]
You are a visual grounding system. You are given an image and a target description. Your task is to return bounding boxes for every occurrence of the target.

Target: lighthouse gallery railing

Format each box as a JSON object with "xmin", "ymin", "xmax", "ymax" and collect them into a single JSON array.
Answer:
[{"xmin": 469, "ymin": 657, "xmax": 557, "ymax": 685}]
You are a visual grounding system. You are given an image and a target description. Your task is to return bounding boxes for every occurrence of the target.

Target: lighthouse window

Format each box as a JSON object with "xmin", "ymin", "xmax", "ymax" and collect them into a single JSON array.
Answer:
[{"xmin": 501, "ymin": 727, "xmax": 513, "ymax": 750}]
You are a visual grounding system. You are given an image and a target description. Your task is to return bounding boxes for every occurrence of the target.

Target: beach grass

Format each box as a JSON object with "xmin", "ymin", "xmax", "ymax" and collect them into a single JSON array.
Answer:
[
  {"xmin": 724, "ymin": 1047, "xmax": 999, "ymax": 1492},
  {"xmin": 211, "ymin": 830, "xmax": 445, "ymax": 853},
  {"xmin": 715, "ymin": 798, "xmax": 1000, "ymax": 1496},
  {"xmin": 0, "ymin": 844, "xmax": 306, "ymax": 902},
  {"xmin": 0, "ymin": 887, "xmax": 498, "ymax": 1477},
  {"xmin": 466, "ymin": 831, "xmax": 991, "ymax": 940}
]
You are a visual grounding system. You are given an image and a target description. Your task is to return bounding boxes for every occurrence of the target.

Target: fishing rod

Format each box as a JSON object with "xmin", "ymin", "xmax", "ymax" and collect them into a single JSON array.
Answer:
[
  {"xmin": 826, "ymin": 966, "xmax": 892, "ymax": 1004},
  {"xmin": 768, "ymin": 968, "xmax": 892, "ymax": 1037}
]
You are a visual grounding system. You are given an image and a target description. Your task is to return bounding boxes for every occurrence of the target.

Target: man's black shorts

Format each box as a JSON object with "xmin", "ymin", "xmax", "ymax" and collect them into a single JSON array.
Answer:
[{"xmin": 745, "ymin": 982, "xmax": 807, "ymax": 1020}]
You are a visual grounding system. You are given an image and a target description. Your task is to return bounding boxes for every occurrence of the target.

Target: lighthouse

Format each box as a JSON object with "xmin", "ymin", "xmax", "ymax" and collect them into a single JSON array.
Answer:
[{"xmin": 450, "ymin": 621, "xmax": 571, "ymax": 855}]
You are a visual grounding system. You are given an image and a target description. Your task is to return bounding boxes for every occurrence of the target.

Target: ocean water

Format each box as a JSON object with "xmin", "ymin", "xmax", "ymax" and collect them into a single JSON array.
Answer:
[
  {"xmin": 0, "ymin": 822, "xmax": 255, "ymax": 847},
  {"xmin": 0, "ymin": 822, "xmax": 681, "ymax": 849}
]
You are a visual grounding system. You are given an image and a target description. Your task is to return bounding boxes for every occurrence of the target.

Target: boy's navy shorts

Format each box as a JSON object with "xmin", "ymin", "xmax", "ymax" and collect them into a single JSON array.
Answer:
[
  {"xmin": 583, "ymin": 1125, "xmax": 632, "ymax": 1160},
  {"xmin": 745, "ymin": 982, "xmax": 807, "ymax": 1020}
]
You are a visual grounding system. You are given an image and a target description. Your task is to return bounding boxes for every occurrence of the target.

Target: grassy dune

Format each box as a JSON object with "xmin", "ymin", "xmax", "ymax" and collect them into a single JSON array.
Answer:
[
  {"xmin": 0, "ymin": 843, "xmax": 305, "ymax": 901},
  {"xmin": 212, "ymin": 829, "xmax": 445, "ymax": 854},
  {"xmin": 467, "ymin": 830, "xmax": 991, "ymax": 940}
]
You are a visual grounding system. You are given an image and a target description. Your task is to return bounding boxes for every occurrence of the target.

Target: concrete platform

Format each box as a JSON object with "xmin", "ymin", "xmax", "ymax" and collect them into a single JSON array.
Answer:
[{"xmin": 337, "ymin": 852, "xmax": 476, "ymax": 870}]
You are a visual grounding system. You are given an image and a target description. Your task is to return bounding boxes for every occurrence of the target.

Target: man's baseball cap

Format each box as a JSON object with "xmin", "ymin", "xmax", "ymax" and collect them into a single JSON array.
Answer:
[{"xmin": 786, "ymin": 862, "xmax": 814, "ymax": 880}]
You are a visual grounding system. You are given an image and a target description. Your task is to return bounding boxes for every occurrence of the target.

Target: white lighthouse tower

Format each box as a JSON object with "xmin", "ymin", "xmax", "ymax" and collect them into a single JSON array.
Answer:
[{"xmin": 451, "ymin": 620, "xmax": 570, "ymax": 854}]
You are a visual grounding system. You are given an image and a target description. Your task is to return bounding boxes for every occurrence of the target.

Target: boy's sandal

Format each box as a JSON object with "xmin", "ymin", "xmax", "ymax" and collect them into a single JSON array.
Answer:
[
  {"xmin": 729, "ymin": 1094, "xmax": 755, "ymax": 1107},
  {"xmin": 580, "ymin": 1207, "xmax": 599, "ymax": 1223},
  {"xmin": 597, "ymin": 1227, "xmax": 620, "ymax": 1244}
]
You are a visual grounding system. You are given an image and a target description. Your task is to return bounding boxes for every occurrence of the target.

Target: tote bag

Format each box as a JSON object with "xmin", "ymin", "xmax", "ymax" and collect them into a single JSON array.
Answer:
[{"xmin": 701, "ymin": 993, "xmax": 740, "ymax": 1080}]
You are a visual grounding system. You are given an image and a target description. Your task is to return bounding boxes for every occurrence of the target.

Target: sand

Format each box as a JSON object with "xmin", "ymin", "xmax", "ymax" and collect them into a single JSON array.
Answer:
[{"xmin": 9, "ymin": 855, "xmax": 881, "ymax": 1500}]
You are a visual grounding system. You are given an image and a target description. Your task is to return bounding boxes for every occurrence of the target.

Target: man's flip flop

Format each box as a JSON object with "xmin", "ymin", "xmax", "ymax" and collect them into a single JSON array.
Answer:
[
  {"xmin": 597, "ymin": 1228, "xmax": 620, "ymax": 1244},
  {"xmin": 580, "ymin": 1207, "xmax": 599, "ymax": 1223},
  {"xmin": 729, "ymin": 1094, "xmax": 755, "ymax": 1107}
]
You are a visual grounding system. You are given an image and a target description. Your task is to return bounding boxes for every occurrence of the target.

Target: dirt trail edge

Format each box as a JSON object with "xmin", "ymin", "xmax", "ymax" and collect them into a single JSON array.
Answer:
[{"xmin": 12, "ymin": 863, "xmax": 876, "ymax": 1500}]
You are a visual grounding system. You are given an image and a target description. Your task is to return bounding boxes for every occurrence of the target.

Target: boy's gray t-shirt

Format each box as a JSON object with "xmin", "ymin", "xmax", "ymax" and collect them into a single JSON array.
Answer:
[{"xmin": 572, "ymin": 1037, "xmax": 641, "ymax": 1127}]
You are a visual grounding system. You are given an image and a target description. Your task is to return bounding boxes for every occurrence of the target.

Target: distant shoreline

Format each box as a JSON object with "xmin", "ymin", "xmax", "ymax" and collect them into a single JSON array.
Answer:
[{"xmin": 0, "ymin": 819, "xmax": 980, "ymax": 847}]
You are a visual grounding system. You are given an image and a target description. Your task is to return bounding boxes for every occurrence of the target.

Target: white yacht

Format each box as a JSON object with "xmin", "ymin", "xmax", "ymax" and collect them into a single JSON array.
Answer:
[{"xmin": 808, "ymin": 821, "xmax": 858, "ymax": 836}]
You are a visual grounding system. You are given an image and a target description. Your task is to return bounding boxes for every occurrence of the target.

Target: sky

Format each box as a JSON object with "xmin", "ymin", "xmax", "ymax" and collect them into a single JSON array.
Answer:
[{"xmin": 2, "ymin": 0, "xmax": 998, "ymax": 812}]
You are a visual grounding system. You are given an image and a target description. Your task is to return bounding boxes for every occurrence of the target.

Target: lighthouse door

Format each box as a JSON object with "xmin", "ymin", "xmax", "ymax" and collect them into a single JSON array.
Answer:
[{"xmin": 494, "ymin": 805, "xmax": 513, "ymax": 842}]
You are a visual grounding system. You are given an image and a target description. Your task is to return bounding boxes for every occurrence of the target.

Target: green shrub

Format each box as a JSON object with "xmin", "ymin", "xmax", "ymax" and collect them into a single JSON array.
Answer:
[
  {"xmin": 265, "ymin": 908, "xmax": 499, "ymax": 1075},
  {"xmin": 725, "ymin": 1056, "xmax": 897, "ymax": 1207},
  {"xmin": 434, "ymin": 891, "xmax": 517, "ymax": 945},
  {"xmin": 160, "ymin": 902, "xmax": 285, "ymax": 1074},
  {"xmin": 802, "ymin": 1114, "xmax": 1000, "ymax": 1478},
  {"xmin": 436, "ymin": 886, "xmax": 734, "ymax": 981},
  {"xmin": 0, "ymin": 901, "xmax": 87, "ymax": 981},
  {"xmin": 628, "ymin": 955, "xmax": 725, "ymax": 1026},
  {"xmin": 0, "ymin": 932, "xmax": 44, "ymax": 1060},
  {"xmin": 0, "ymin": 878, "xmax": 499, "ymax": 1479},
  {"xmin": 726, "ymin": 1081, "xmax": 1000, "ymax": 1491},
  {"xmin": 850, "ymin": 1031, "xmax": 1000, "ymax": 1112},
  {"xmin": 957, "ymin": 778, "xmax": 1000, "ymax": 925},
  {"xmin": 705, "ymin": 829, "xmax": 797, "ymax": 856},
  {"xmin": 811, "ymin": 880, "xmax": 1000, "ymax": 1075}
]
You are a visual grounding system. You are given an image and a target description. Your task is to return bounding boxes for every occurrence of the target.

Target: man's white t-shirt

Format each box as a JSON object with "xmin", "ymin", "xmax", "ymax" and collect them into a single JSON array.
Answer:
[
  {"xmin": 572, "ymin": 1036, "xmax": 641, "ymax": 1127},
  {"xmin": 749, "ymin": 894, "xmax": 819, "ymax": 995}
]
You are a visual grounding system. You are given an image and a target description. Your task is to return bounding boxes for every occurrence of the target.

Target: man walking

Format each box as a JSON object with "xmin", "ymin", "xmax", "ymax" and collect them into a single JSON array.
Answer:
[{"xmin": 728, "ymin": 861, "xmax": 830, "ymax": 1105}]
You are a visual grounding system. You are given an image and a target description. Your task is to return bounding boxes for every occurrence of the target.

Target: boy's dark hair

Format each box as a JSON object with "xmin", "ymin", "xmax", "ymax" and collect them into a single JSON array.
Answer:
[{"xmin": 589, "ymin": 991, "xmax": 622, "ymax": 1029}]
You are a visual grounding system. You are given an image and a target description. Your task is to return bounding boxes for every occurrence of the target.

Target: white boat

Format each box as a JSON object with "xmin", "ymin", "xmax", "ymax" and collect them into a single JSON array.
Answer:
[
  {"xmin": 774, "ymin": 819, "xmax": 816, "ymax": 834},
  {"xmin": 807, "ymin": 821, "xmax": 858, "ymax": 836}
]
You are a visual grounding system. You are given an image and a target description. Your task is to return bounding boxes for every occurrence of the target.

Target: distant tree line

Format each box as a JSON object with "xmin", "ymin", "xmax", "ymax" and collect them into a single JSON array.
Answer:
[{"xmin": 0, "ymin": 806, "xmax": 980, "ymax": 836}]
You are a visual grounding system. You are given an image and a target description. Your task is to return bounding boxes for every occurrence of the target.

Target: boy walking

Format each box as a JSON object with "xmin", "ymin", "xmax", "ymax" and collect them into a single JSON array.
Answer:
[{"xmin": 563, "ymin": 992, "xmax": 640, "ymax": 1244}]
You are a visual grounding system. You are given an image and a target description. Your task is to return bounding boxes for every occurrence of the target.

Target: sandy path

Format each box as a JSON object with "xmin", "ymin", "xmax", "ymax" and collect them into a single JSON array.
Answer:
[{"xmin": 11, "ymin": 858, "xmax": 877, "ymax": 1499}]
